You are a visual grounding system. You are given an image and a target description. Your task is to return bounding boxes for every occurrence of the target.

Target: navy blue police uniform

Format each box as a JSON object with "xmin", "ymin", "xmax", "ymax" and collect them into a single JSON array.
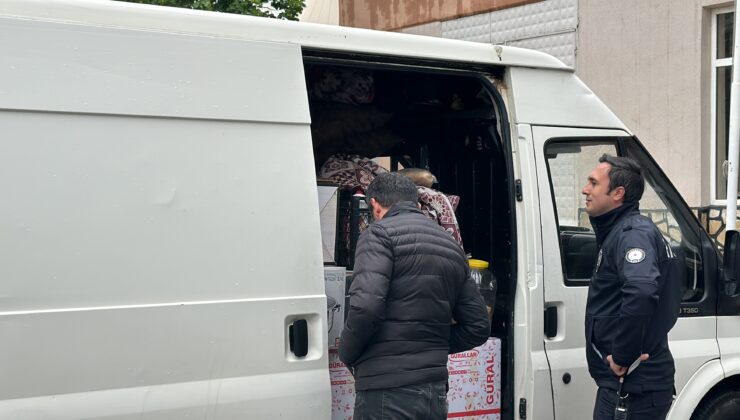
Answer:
[{"xmin": 586, "ymin": 201, "xmax": 682, "ymax": 420}]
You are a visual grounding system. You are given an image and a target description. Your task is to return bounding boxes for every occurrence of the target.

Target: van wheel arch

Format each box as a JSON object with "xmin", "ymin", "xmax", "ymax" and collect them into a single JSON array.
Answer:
[{"xmin": 690, "ymin": 375, "xmax": 740, "ymax": 420}]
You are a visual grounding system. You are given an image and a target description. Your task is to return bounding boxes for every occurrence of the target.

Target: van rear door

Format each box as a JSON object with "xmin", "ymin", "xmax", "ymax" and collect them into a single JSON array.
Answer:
[{"xmin": 0, "ymin": 12, "xmax": 329, "ymax": 419}]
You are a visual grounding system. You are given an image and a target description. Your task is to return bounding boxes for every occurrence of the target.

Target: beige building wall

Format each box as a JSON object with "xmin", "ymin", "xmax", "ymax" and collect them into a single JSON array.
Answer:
[
  {"xmin": 577, "ymin": 0, "xmax": 732, "ymax": 206},
  {"xmin": 339, "ymin": 0, "xmax": 538, "ymax": 30},
  {"xmin": 300, "ymin": 0, "xmax": 340, "ymax": 25}
]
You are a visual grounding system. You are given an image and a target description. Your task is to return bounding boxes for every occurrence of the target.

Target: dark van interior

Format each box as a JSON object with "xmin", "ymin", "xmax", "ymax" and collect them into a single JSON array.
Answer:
[{"xmin": 304, "ymin": 55, "xmax": 516, "ymax": 419}]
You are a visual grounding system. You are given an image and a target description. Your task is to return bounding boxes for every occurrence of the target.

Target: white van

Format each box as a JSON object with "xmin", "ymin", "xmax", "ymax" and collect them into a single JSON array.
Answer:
[{"xmin": 1, "ymin": 1, "xmax": 739, "ymax": 419}]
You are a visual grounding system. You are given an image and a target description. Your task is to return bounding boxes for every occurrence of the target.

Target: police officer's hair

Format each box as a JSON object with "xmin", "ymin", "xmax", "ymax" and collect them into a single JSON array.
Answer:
[
  {"xmin": 599, "ymin": 154, "xmax": 645, "ymax": 203},
  {"xmin": 366, "ymin": 172, "xmax": 419, "ymax": 208}
]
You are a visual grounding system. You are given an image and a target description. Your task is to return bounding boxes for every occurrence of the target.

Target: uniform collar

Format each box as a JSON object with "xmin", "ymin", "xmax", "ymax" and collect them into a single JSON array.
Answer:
[{"xmin": 589, "ymin": 201, "xmax": 639, "ymax": 247}]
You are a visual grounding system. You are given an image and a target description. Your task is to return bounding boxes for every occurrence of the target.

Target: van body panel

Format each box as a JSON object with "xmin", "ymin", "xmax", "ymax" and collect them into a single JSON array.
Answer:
[
  {"xmin": 0, "ymin": 369, "xmax": 327, "ymax": 419},
  {"xmin": 0, "ymin": 34, "xmax": 328, "ymax": 416},
  {"xmin": 668, "ymin": 318, "xmax": 720, "ymax": 394},
  {"xmin": 718, "ymin": 314, "xmax": 740, "ymax": 369},
  {"xmin": 666, "ymin": 359, "xmax": 725, "ymax": 420},
  {"xmin": 0, "ymin": 17, "xmax": 310, "ymax": 124},
  {"xmin": 0, "ymin": 0, "xmax": 569, "ymax": 71},
  {"xmin": 0, "ymin": 299, "xmax": 326, "ymax": 419},
  {"xmin": 508, "ymin": 68, "xmax": 627, "ymax": 129},
  {"xmin": 0, "ymin": 297, "xmax": 324, "ymax": 399},
  {"xmin": 0, "ymin": 113, "xmax": 322, "ymax": 307}
]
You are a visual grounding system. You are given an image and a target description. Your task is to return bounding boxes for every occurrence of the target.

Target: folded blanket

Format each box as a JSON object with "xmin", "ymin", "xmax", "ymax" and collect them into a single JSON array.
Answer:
[
  {"xmin": 318, "ymin": 155, "xmax": 464, "ymax": 249},
  {"xmin": 318, "ymin": 154, "xmax": 388, "ymax": 190},
  {"xmin": 417, "ymin": 186, "xmax": 463, "ymax": 249}
]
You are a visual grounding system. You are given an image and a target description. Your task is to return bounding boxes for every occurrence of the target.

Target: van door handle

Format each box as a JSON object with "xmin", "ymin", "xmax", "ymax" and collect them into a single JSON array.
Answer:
[
  {"xmin": 544, "ymin": 306, "xmax": 558, "ymax": 339},
  {"xmin": 289, "ymin": 319, "xmax": 309, "ymax": 357}
]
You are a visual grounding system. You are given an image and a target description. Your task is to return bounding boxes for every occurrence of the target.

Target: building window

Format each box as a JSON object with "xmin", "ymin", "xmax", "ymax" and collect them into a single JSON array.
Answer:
[{"xmin": 713, "ymin": 8, "xmax": 735, "ymax": 201}]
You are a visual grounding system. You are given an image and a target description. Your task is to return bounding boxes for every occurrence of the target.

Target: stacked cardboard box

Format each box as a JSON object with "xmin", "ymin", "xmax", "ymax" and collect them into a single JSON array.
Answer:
[
  {"xmin": 329, "ymin": 350, "xmax": 356, "ymax": 420},
  {"xmin": 328, "ymin": 337, "xmax": 502, "ymax": 420},
  {"xmin": 324, "ymin": 267, "xmax": 346, "ymax": 349},
  {"xmin": 447, "ymin": 337, "xmax": 502, "ymax": 419},
  {"xmin": 318, "ymin": 182, "xmax": 340, "ymax": 264}
]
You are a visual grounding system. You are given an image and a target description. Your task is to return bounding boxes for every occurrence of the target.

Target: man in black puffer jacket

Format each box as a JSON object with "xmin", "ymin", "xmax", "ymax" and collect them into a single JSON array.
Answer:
[{"xmin": 339, "ymin": 172, "xmax": 490, "ymax": 420}]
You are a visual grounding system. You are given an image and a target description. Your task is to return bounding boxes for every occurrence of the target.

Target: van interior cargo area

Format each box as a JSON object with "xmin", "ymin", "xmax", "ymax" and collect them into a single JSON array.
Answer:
[{"xmin": 305, "ymin": 59, "xmax": 514, "ymax": 418}]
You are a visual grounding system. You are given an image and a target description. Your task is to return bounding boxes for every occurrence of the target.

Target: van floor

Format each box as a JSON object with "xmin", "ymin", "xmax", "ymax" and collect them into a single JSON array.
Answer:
[{"xmin": 306, "ymin": 59, "xmax": 516, "ymax": 419}]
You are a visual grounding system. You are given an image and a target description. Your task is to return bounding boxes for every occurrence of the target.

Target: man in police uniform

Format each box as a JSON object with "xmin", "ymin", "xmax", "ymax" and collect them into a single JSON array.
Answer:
[{"xmin": 582, "ymin": 155, "xmax": 682, "ymax": 420}]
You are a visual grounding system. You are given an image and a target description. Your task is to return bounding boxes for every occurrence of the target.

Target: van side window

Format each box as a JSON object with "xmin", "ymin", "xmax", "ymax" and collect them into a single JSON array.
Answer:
[
  {"xmin": 545, "ymin": 140, "xmax": 704, "ymax": 301},
  {"xmin": 545, "ymin": 142, "xmax": 618, "ymax": 284}
]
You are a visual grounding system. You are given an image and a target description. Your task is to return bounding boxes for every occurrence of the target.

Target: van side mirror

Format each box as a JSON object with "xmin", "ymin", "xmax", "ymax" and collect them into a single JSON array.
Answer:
[{"xmin": 723, "ymin": 230, "xmax": 740, "ymax": 296}]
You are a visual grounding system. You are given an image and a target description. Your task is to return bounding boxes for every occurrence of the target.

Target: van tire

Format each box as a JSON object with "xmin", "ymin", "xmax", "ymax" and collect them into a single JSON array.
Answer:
[{"xmin": 691, "ymin": 388, "xmax": 740, "ymax": 420}]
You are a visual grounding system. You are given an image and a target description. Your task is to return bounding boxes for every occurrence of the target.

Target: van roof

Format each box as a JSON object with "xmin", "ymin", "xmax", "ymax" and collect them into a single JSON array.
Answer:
[{"xmin": 1, "ymin": 0, "xmax": 572, "ymax": 71}]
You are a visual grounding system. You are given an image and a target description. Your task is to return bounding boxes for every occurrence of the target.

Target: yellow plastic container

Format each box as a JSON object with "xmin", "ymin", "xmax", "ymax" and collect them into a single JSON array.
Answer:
[
  {"xmin": 469, "ymin": 258, "xmax": 496, "ymax": 321},
  {"xmin": 468, "ymin": 259, "xmax": 490, "ymax": 270}
]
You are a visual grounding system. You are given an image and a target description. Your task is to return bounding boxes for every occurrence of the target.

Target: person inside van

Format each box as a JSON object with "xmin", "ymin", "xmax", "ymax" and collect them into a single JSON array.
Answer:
[
  {"xmin": 582, "ymin": 154, "xmax": 681, "ymax": 420},
  {"xmin": 338, "ymin": 172, "xmax": 489, "ymax": 420}
]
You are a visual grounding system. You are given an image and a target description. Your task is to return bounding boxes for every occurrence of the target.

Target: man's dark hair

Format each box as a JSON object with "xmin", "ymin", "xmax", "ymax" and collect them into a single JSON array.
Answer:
[
  {"xmin": 366, "ymin": 172, "xmax": 419, "ymax": 208},
  {"xmin": 599, "ymin": 154, "xmax": 645, "ymax": 203}
]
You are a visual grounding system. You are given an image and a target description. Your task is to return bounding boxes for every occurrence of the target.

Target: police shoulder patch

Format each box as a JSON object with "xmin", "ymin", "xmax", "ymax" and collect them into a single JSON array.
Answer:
[{"xmin": 625, "ymin": 248, "xmax": 646, "ymax": 263}]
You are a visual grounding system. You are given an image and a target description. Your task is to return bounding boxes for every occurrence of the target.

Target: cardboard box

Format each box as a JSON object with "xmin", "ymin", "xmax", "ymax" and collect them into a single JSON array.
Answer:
[
  {"xmin": 329, "ymin": 350, "xmax": 356, "ymax": 420},
  {"xmin": 318, "ymin": 182, "xmax": 339, "ymax": 264},
  {"xmin": 324, "ymin": 267, "xmax": 346, "ymax": 348},
  {"xmin": 327, "ymin": 337, "xmax": 502, "ymax": 419},
  {"xmin": 447, "ymin": 337, "xmax": 502, "ymax": 419}
]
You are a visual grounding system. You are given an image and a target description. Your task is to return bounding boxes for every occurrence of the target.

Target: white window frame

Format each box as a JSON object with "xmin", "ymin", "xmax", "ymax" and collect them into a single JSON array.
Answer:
[{"xmin": 710, "ymin": 6, "xmax": 735, "ymax": 203}]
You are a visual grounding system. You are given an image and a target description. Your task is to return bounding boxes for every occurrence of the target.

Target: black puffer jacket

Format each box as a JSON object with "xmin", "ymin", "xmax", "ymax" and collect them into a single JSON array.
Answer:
[{"xmin": 338, "ymin": 201, "xmax": 490, "ymax": 391}]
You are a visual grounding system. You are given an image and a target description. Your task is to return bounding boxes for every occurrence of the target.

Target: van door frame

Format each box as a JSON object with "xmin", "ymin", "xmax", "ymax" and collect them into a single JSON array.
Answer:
[{"xmin": 303, "ymin": 50, "xmax": 518, "ymax": 419}]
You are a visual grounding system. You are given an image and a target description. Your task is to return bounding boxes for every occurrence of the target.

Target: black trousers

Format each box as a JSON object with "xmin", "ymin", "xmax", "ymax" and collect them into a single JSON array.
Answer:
[
  {"xmin": 353, "ymin": 381, "xmax": 448, "ymax": 420},
  {"xmin": 593, "ymin": 387, "xmax": 673, "ymax": 420}
]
